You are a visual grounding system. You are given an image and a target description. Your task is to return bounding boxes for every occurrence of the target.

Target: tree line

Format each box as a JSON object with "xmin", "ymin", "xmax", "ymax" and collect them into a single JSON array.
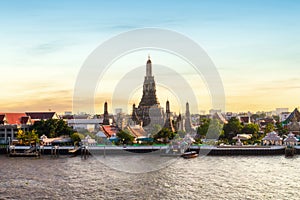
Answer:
[{"xmin": 196, "ymin": 117, "xmax": 287, "ymax": 144}]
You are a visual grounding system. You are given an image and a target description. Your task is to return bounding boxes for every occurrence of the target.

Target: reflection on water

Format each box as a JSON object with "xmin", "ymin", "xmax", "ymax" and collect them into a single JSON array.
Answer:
[{"xmin": 1, "ymin": 155, "xmax": 300, "ymax": 199}]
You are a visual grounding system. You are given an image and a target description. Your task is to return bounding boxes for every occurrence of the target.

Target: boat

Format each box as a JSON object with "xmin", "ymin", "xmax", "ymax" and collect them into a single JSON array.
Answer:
[{"xmin": 181, "ymin": 151, "xmax": 198, "ymax": 159}]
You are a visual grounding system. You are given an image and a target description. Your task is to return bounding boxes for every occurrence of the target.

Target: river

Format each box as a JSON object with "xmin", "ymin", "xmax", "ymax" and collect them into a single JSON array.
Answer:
[{"xmin": 0, "ymin": 154, "xmax": 299, "ymax": 199}]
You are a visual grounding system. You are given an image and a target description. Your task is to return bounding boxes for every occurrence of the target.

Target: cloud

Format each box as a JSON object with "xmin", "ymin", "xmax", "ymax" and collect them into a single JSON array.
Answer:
[
  {"xmin": 30, "ymin": 40, "xmax": 72, "ymax": 55},
  {"xmin": 253, "ymin": 78, "xmax": 300, "ymax": 92}
]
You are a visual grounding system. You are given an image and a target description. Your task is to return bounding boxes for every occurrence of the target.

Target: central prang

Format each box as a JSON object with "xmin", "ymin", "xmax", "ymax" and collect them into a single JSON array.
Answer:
[{"xmin": 131, "ymin": 56, "xmax": 164, "ymax": 128}]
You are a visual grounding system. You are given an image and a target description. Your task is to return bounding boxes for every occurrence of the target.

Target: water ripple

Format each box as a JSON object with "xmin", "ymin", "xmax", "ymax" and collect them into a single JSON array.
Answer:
[{"xmin": 1, "ymin": 155, "xmax": 300, "ymax": 199}]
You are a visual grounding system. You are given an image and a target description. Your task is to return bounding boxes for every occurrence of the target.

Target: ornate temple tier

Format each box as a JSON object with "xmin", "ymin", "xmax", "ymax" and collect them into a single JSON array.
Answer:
[{"xmin": 132, "ymin": 56, "xmax": 164, "ymax": 128}]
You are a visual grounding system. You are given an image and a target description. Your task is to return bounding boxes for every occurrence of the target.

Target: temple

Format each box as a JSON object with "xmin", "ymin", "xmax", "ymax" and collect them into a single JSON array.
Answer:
[
  {"xmin": 283, "ymin": 108, "xmax": 300, "ymax": 135},
  {"xmin": 138, "ymin": 56, "xmax": 160, "ymax": 107},
  {"xmin": 132, "ymin": 56, "xmax": 164, "ymax": 129}
]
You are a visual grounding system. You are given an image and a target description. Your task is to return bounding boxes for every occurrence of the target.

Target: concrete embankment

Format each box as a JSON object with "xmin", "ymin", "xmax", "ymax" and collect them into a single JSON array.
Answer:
[
  {"xmin": 1, "ymin": 145, "xmax": 298, "ymax": 156},
  {"xmin": 189, "ymin": 146, "xmax": 286, "ymax": 156}
]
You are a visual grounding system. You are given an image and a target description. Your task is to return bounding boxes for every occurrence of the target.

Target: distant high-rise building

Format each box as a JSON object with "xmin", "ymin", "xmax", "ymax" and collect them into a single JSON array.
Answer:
[
  {"xmin": 275, "ymin": 108, "xmax": 289, "ymax": 115},
  {"xmin": 115, "ymin": 108, "xmax": 123, "ymax": 114}
]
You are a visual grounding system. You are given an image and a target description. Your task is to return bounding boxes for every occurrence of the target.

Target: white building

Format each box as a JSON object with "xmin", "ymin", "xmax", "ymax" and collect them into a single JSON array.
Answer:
[{"xmin": 67, "ymin": 119, "xmax": 103, "ymax": 132}]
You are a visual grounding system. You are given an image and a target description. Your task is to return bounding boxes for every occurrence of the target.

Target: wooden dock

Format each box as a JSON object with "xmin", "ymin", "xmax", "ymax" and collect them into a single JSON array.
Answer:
[{"xmin": 8, "ymin": 145, "xmax": 40, "ymax": 158}]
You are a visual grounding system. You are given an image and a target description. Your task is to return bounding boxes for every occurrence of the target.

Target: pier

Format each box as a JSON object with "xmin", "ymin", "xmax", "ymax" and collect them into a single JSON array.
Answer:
[{"xmin": 8, "ymin": 145, "xmax": 40, "ymax": 158}]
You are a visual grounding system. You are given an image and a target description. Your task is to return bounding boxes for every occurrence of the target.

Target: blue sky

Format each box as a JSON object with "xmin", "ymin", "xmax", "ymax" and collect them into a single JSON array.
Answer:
[{"xmin": 0, "ymin": 0, "xmax": 300, "ymax": 113}]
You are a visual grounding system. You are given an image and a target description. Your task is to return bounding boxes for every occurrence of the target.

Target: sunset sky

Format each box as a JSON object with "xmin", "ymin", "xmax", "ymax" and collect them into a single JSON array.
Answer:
[{"xmin": 0, "ymin": 0, "xmax": 300, "ymax": 114}]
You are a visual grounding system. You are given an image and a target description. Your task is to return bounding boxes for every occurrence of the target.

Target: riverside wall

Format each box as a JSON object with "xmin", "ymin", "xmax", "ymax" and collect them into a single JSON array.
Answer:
[{"xmin": 1, "ymin": 145, "xmax": 297, "ymax": 156}]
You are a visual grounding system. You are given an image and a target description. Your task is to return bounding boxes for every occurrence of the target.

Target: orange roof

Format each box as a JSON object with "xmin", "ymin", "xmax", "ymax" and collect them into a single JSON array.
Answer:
[
  {"xmin": 101, "ymin": 125, "xmax": 119, "ymax": 137},
  {"xmin": 126, "ymin": 125, "xmax": 147, "ymax": 138},
  {"xmin": 0, "ymin": 113, "xmax": 29, "ymax": 125}
]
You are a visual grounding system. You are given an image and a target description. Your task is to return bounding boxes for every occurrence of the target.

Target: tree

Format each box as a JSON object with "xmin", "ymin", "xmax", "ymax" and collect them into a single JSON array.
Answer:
[
  {"xmin": 150, "ymin": 124, "xmax": 162, "ymax": 137},
  {"xmin": 273, "ymin": 115, "xmax": 279, "ymax": 122},
  {"xmin": 70, "ymin": 132, "xmax": 84, "ymax": 145},
  {"xmin": 275, "ymin": 122, "xmax": 288, "ymax": 136},
  {"xmin": 17, "ymin": 129, "xmax": 39, "ymax": 145},
  {"xmin": 32, "ymin": 119, "xmax": 74, "ymax": 138},
  {"xmin": 117, "ymin": 130, "xmax": 134, "ymax": 145},
  {"xmin": 196, "ymin": 118, "xmax": 211, "ymax": 139},
  {"xmin": 153, "ymin": 128, "xmax": 176, "ymax": 144},
  {"xmin": 264, "ymin": 123, "xmax": 275, "ymax": 134},
  {"xmin": 222, "ymin": 117, "xmax": 242, "ymax": 140},
  {"xmin": 241, "ymin": 123, "xmax": 260, "ymax": 144},
  {"xmin": 242, "ymin": 124, "xmax": 259, "ymax": 135},
  {"xmin": 17, "ymin": 129, "xmax": 26, "ymax": 144},
  {"xmin": 206, "ymin": 119, "xmax": 224, "ymax": 139},
  {"xmin": 177, "ymin": 130, "xmax": 186, "ymax": 138}
]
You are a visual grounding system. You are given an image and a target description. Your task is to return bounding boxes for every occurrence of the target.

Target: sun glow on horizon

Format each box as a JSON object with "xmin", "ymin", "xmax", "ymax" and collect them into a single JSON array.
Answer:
[{"xmin": 1, "ymin": 1, "xmax": 300, "ymax": 114}]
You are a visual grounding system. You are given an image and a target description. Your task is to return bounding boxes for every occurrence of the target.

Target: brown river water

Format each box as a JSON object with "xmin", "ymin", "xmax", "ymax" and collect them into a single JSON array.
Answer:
[{"xmin": 0, "ymin": 154, "xmax": 299, "ymax": 200}]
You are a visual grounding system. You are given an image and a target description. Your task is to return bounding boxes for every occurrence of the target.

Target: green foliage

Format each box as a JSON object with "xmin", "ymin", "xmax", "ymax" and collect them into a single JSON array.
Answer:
[
  {"xmin": 117, "ymin": 130, "xmax": 134, "ymax": 145},
  {"xmin": 241, "ymin": 123, "xmax": 260, "ymax": 142},
  {"xmin": 196, "ymin": 118, "xmax": 224, "ymax": 142},
  {"xmin": 206, "ymin": 119, "xmax": 224, "ymax": 139},
  {"xmin": 264, "ymin": 123, "xmax": 275, "ymax": 134},
  {"xmin": 177, "ymin": 130, "xmax": 186, "ymax": 138},
  {"xmin": 153, "ymin": 128, "xmax": 177, "ymax": 144},
  {"xmin": 32, "ymin": 119, "xmax": 74, "ymax": 138},
  {"xmin": 275, "ymin": 122, "xmax": 288, "ymax": 136},
  {"xmin": 242, "ymin": 123, "xmax": 259, "ymax": 134},
  {"xmin": 194, "ymin": 138, "xmax": 202, "ymax": 144},
  {"xmin": 70, "ymin": 132, "xmax": 84, "ymax": 144},
  {"xmin": 222, "ymin": 117, "xmax": 242, "ymax": 140},
  {"xmin": 17, "ymin": 129, "xmax": 39, "ymax": 145},
  {"xmin": 150, "ymin": 124, "xmax": 162, "ymax": 136},
  {"xmin": 196, "ymin": 118, "xmax": 211, "ymax": 138}
]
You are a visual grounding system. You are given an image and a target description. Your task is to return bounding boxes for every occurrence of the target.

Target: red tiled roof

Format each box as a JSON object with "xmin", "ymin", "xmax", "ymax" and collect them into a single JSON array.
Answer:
[
  {"xmin": 101, "ymin": 125, "xmax": 119, "ymax": 137},
  {"xmin": 0, "ymin": 113, "xmax": 28, "ymax": 125},
  {"xmin": 25, "ymin": 112, "xmax": 56, "ymax": 120}
]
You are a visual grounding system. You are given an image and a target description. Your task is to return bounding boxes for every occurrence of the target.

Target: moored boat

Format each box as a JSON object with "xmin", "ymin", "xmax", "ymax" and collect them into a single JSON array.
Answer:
[{"xmin": 181, "ymin": 151, "xmax": 198, "ymax": 159}]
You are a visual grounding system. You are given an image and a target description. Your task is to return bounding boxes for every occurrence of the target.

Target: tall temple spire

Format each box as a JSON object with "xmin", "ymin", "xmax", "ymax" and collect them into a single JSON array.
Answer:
[
  {"xmin": 176, "ymin": 113, "xmax": 184, "ymax": 132},
  {"xmin": 186, "ymin": 102, "xmax": 190, "ymax": 114},
  {"xmin": 146, "ymin": 55, "xmax": 152, "ymax": 77},
  {"xmin": 103, "ymin": 101, "xmax": 110, "ymax": 125},
  {"xmin": 163, "ymin": 100, "xmax": 175, "ymax": 132},
  {"xmin": 184, "ymin": 102, "xmax": 192, "ymax": 133},
  {"xmin": 166, "ymin": 100, "xmax": 170, "ymax": 114},
  {"xmin": 104, "ymin": 102, "xmax": 108, "ymax": 114},
  {"xmin": 132, "ymin": 56, "xmax": 163, "ymax": 128},
  {"xmin": 138, "ymin": 56, "xmax": 159, "ymax": 108}
]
